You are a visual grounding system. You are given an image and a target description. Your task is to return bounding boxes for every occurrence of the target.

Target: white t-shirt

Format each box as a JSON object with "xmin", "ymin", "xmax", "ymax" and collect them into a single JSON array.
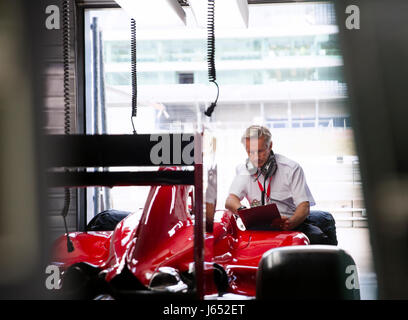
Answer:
[{"xmin": 228, "ymin": 153, "xmax": 315, "ymax": 217}]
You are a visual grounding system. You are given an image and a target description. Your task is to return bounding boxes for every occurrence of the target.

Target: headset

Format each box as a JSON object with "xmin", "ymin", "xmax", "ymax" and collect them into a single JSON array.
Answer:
[
  {"xmin": 246, "ymin": 151, "xmax": 277, "ymax": 178},
  {"xmin": 246, "ymin": 151, "xmax": 277, "ymax": 205}
]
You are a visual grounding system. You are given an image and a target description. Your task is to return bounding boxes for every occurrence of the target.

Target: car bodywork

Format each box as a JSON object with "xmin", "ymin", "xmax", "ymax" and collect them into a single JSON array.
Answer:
[{"xmin": 51, "ymin": 169, "xmax": 309, "ymax": 299}]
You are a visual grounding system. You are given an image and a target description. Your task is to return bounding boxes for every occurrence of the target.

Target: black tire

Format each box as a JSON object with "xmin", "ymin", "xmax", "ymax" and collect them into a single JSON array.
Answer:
[
  {"xmin": 256, "ymin": 245, "xmax": 360, "ymax": 300},
  {"xmin": 61, "ymin": 262, "xmax": 108, "ymax": 300}
]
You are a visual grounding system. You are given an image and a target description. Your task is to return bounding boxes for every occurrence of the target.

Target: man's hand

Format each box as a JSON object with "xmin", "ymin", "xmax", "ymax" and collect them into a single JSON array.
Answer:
[
  {"xmin": 280, "ymin": 215, "xmax": 304, "ymax": 230},
  {"xmin": 225, "ymin": 194, "xmax": 243, "ymax": 214},
  {"xmin": 280, "ymin": 216, "xmax": 297, "ymax": 230},
  {"xmin": 280, "ymin": 201, "xmax": 310, "ymax": 230}
]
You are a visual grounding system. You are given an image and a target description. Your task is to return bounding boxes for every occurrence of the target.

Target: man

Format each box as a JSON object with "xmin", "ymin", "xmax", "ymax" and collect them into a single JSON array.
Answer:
[{"xmin": 225, "ymin": 125, "xmax": 337, "ymax": 245}]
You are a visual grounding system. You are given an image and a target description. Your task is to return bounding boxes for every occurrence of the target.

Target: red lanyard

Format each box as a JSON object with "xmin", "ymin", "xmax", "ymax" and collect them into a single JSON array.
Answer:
[{"xmin": 256, "ymin": 176, "xmax": 271, "ymax": 201}]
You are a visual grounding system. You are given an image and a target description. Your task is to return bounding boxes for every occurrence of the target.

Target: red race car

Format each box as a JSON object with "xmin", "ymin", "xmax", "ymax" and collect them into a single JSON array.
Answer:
[{"xmin": 51, "ymin": 168, "xmax": 360, "ymax": 300}]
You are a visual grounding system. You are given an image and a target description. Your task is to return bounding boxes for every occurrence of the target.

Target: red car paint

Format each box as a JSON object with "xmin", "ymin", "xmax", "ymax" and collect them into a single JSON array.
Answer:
[{"xmin": 51, "ymin": 174, "xmax": 309, "ymax": 298}]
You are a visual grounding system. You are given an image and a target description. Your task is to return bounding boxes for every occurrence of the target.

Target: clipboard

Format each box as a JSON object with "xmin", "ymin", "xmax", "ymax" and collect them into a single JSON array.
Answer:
[{"xmin": 236, "ymin": 203, "xmax": 282, "ymax": 230}]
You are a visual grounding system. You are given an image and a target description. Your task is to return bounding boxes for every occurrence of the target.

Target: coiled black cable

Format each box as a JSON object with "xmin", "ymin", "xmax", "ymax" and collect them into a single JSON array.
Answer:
[
  {"xmin": 62, "ymin": 0, "xmax": 71, "ymax": 136},
  {"xmin": 207, "ymin": 0, "xmax": 216, "ymax": 82},
  {"xmin": 130, "ymin": 18, "xmax": 137, "ymax": 134},
  {"xmin": 205, "ymin": 0, "xmax": 219, "ymax": 117},
  {"xmin": 62, "ymin": 0, "xmax": 74, "ymax": 252}
]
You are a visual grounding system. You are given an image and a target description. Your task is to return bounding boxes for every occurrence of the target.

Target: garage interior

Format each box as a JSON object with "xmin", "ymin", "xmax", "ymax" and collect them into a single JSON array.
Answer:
[{"xmin": 1, "ymin": 0, "xmax": 408, "ymax": 301}]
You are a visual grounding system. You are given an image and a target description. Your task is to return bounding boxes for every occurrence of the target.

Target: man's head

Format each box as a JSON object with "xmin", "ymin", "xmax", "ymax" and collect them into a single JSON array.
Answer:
[{"xmin": 241, "ymin": 125, "xmax": 272, "ymax": 168}]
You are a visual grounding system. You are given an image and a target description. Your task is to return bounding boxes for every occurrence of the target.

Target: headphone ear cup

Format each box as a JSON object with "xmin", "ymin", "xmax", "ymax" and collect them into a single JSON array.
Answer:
[
  {"xmin": 246, "ymin": 158, "xmax": 258, "ymax": 175},
  {"xmin": 265, "ymin": 153, "xmax": 278, "ymax": 178},
  {"xmin": 261, "ymin": 152, "xmax": 274, "ymax": 177}
]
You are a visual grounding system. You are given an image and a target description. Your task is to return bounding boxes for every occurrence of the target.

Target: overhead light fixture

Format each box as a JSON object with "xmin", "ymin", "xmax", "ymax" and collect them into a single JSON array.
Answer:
[
  {"xmin": 114, "ymin": 0, "xmax": 187, "ymax": 27},
  {"xmin": 188, "ymin": 0, "xmax": 249, "ymax": 29}
]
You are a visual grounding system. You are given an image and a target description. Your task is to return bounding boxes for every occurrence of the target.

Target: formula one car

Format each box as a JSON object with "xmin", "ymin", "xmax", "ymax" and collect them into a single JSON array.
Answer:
[{"xmin": 51, "ymin": 167, "xmax": 360, "ymax": 300}]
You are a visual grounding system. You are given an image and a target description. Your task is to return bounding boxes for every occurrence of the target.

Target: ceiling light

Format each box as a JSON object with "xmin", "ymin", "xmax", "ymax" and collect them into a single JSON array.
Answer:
[
  {"xmin": 188, "ymin": 0, "xmax": 249, "ymax": 29},
  {"xmin": 114, "ymin": 0, "xmax": 187, "ymax": 27}
]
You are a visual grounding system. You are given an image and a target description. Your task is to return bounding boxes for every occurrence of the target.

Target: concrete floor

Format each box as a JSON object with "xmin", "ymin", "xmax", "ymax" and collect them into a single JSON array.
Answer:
[{"xmin": 336, "ymin": 227, "xmax": 378, "ymax": 299}]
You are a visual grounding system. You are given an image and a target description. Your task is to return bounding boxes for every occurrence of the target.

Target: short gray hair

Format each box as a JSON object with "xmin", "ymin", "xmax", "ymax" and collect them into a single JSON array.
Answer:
[{"xmin": 241, "ymin": 125, "xmax": 272, "ymax": 147}]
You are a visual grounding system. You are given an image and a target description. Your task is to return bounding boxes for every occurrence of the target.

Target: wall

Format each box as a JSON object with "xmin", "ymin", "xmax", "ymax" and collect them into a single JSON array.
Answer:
[{"xmin": 41, "ymin": 0, "xmax": 79, "ymax": 241}]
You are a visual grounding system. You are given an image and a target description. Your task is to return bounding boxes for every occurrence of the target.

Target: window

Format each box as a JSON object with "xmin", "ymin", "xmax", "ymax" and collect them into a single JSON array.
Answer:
[
  {"xmin": 178, "ymin": 72, "xmax": 194, "ymax": 84},
  {"xmin": 83, "ymin": 2, "xmax": 375, "ymax": 298}
]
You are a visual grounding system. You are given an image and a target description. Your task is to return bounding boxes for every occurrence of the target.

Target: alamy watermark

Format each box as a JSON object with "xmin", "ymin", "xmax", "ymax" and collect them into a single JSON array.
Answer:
[
  {"xmin": 345, "ymin": 264, "xmax": 360, "ymax": 290},
  {"xmin": 45, "ymin": 5, "xmax": 60, "ymax": 30},
  {"xmin": 45, "ymin": 265, "xmax": 61, "ymax": 290},
  {"xmin": 150, "ymin": 134, "xmax": 195, "ymax": 165},
  {"xmin": 345, "ymin": 5, "xmax": 360, "ymax": 30},
  {"xmin": 45, "ymin": 4, "xmax": 361, "ymax": 31},
  {"xmin": 44, "ymin": 263, "xmax": 361, "ymax": 291}
]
